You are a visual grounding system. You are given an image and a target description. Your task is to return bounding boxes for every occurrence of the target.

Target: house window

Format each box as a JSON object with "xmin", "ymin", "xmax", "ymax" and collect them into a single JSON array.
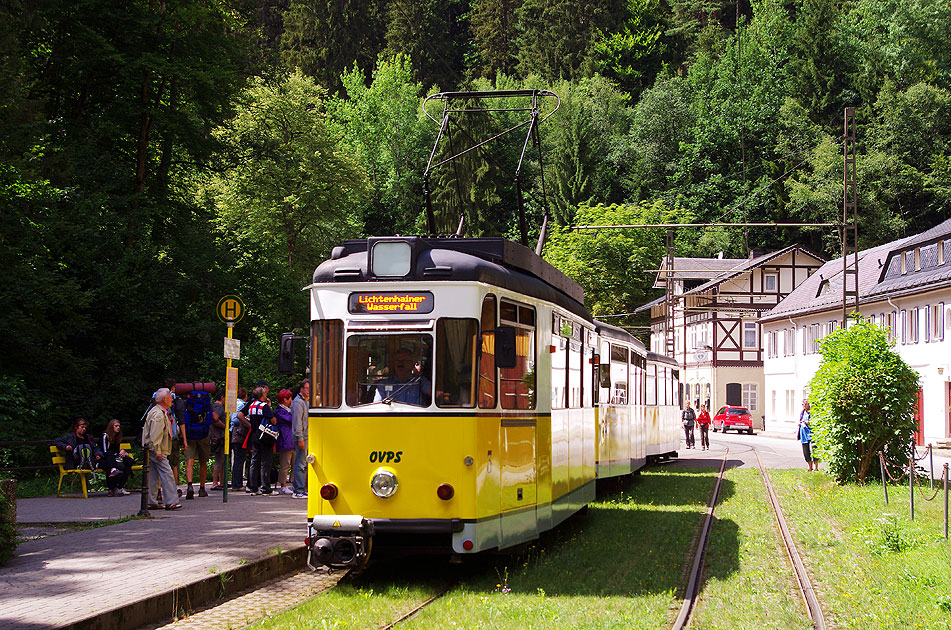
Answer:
[
  {"xmin": 933, "ymin": 303, "xmax": 945, "ymax": 341},
  {"xmin": 743, "ymin": 322, "xmax": 758, "ymax": 349},
  {"xmin": 910, "ymin": 308, "xmax": 919, "ymax": 343},
  {"xmin": 765, "ymin": 273, "xmax": 777, "ymax": 292},
  {"xmin": 915, "ymin": 248, "xmax": 921, "ymax": 271},
  {"xmin": 901, "ymin": 310, "xmax": 907, "ymax": 344},
  {"xmin": 786, "ymin": 389, "xmax": 795, "ymax": 417},
  {"xmin": 742, "ymin": 384, "xmax": 757, "ymax": 411},
  {"xmin": 940, "ymin": 241, "xmax": 945, "ymax": 266},
  {"xmin": 771, "ymin": 390, "xmax": 777, "ymax": 416},
  {"xmin": 901, "ymin": 253, "xmax": 907, "ymax": 274}
]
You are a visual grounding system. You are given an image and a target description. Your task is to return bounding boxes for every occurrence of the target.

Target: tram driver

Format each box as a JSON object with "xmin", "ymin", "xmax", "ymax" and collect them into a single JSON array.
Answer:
[{"xmin": 373, "ymin": 349, "xmax": 432, "ymax": 406}]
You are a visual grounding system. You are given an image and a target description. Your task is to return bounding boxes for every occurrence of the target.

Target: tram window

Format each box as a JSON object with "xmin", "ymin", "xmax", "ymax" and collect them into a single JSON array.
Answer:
[
  {"xmin": 611, "ymin": 344, "xmax": 628, "ymax": 405},
  {"xmin": 583, "ymin": 344, "xmax": 593, "ymax": 407},
  {"xmin": 598, "ymin": 341, "xmax": 611, "ymax": 401},
  {"xmin": 499, "ymin": 300, "xmax": 535, "ymax": 410},
  {"xmin": 345, "ymin": 334, "xmax": 433, "ymax": 407},
  {"xmin": 311, "ymin": 320, "xmax": 343, "ymax": 408},
  {"xmin": 568, "ymin": 340, "xmax": 582, "ymax": 408},
  {"xmin": 479, "ymin": 295, "xmax": 498, "ymax": 409},
  {"xmin": 500, "ymin": 301, "xmax": 518, "ymax": 323},
  {"xmin": 435, "ymin": 318, "xmax": 478, "ymax": 408},
  {"xmin": 646, "ymin": 363, "xmax": 656, "ymax": 406},
  {"xmin": 551, "ymin": 335, "xmax": 566, "ymax": 410}
]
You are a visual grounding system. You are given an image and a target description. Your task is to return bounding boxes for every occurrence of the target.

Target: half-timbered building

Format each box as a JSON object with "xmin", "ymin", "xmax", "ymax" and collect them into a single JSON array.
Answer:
[{"xmin": 637, "ymin": 246, "xmax": 825, "ymax": 426}]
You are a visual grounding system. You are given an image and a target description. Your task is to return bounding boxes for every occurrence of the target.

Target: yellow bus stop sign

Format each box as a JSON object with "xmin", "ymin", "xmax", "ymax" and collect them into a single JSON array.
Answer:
[{"xmin": 217, "ymin": 295, "xmax": 245, "ymax": 324}]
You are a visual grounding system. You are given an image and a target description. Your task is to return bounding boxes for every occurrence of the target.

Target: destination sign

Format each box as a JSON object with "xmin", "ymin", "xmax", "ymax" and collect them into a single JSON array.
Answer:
[{"xmin": 349, "ymin": 292, "xmax": 434, "ymax": 314}]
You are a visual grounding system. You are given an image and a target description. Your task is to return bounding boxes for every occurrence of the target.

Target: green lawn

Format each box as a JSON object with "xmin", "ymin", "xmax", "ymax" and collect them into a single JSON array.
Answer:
[
  {"xmin": 771, "ymin": 470, "xmax": 951, "ymax": 630},
  {"xmin": 254, "ymin": 468, "xmax": 718, "ymax": 629},
  {"xmin": 690, "ymin": 468, "xmax": 812, "ymax": 630}
]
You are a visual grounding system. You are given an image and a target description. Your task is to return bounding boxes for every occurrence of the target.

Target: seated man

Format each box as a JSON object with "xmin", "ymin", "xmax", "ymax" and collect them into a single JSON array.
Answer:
[{"xmin": 374, "ymin": 349, "xmax": 431, "ymax": 406}]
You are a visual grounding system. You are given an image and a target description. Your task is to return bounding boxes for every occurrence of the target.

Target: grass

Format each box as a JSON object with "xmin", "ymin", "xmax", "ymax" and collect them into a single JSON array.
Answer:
[
  {"xmin": 690, "ymin": 468, "xmax": 812, "ymax": 630},
  {"xmin": 771, "ymin": 470, "xmax": 951, "ymax": 630},
  {"xmin": 254, "ymin": 468, "xmax": 720, "ymax": 629}
]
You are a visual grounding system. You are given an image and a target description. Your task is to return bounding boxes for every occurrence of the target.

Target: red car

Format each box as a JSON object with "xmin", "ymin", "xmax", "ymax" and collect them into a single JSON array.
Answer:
[{"xmin": 712, "ymin": 406, "xmax": 754, "ymax": 434}]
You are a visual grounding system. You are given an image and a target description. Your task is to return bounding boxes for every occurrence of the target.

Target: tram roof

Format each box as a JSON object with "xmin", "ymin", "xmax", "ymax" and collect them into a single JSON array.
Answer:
[
  {"xmin": 312, "ymin": 236, "xmax": 591, "ymax": 321},
  {"xmin": 593, "ymin": 320, "xmax": 643, "ymax": 349}
]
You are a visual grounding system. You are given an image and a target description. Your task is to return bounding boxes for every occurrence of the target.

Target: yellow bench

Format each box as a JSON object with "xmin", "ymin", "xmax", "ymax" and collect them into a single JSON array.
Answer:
[
  {"xmin": 119, "ymin": 442, "xmax": 144, "ymax": 481},
  {"xmin": 50, "ymin": 445, "xmax": 95, "ymax": 498}
]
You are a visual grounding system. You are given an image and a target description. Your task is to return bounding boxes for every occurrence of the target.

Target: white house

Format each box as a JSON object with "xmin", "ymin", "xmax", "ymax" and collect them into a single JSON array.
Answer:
[
  {"xmin": 637, "ymin": 246, "xmax": 825, "ymax": 424},
  {"xmin": 761, "ymin": 217, "xmax": 951, "ymax": 445}
]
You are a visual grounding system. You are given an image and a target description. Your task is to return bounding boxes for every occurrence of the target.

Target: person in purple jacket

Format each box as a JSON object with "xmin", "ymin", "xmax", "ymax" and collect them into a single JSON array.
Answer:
[{"xmin": 274, "ymin": 389, "xmax": 295, "ymax": 495}]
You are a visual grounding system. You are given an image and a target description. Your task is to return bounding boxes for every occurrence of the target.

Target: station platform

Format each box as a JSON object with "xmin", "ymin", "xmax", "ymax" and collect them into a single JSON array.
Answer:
[{"xmin": 3, "ymin": 488, "xmax": 310, "ymax": 629}]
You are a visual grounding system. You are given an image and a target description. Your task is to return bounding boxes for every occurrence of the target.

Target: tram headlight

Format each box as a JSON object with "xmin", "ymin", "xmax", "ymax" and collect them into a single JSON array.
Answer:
[{"xmin": 370, "ymin": 468, "xmax": 399, "ymax": 498}]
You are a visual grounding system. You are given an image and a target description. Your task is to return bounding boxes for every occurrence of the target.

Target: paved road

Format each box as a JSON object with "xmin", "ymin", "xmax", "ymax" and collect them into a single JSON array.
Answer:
[{"xmin": 672, "ymin": 425, "xmax": 812, "ymax": 470}]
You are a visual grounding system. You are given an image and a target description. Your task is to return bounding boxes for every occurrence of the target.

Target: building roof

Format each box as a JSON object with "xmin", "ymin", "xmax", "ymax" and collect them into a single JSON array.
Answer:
[
  {"xmin": 865, "ymin": 217, "xmax": 951, "ymax": 298},
  {"xmin": 681, "ymin": 245, "xmax": 823, "ymax": 297},
  {"xmin": 651, "ymin": 257, "xmax": 746, "ymax": 288},
  {"xmin": 763, "ymin": 217, "xmax": 951, "ymax": 322}
]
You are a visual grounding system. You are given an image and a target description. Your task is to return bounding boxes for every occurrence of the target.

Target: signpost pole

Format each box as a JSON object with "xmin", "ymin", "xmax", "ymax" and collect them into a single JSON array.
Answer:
[
  {"xmin": 224, "ymin": 323, "xmax": 233, "ymax": 503},
  {"xmin": 216, "ymin": 295, "xmax": 244, "ymax": 504}
]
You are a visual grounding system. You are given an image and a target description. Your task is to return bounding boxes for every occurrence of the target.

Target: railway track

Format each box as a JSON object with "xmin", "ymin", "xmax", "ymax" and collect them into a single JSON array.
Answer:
[{"xmin": 672, "ymin": 443, "xmax": 827, "ymax": 630}]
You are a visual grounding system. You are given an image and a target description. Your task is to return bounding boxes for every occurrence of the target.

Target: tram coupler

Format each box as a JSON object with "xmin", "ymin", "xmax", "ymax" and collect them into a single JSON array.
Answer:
[{"xmin": 307, "ymin": 515, "xmax": 375, "ymax": 570}]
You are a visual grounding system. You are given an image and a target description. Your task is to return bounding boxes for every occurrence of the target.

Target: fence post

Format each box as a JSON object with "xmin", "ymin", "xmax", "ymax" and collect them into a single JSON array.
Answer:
[
  {"xmin": 880, "ymin": 454, "xmax": 889, "ymax": 505},
  {"xmin": 910, "ymin": 453, "xmax": 915, "ymax": 521},
  {"xmin": 944, "ymin": 463, "xmax": 948, "ymax": 540},
  {"xmin": 137, "ymin": 448, "xmax": 151, "ymax": 517},
  {"xmin": 929, "ymin": 444, "xmax": 934, "ymax": 490}
]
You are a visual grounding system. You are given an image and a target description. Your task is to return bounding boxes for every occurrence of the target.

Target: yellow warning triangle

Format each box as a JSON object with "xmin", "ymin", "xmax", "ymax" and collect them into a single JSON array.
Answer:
[{"xmin": 332, "ymin": 520, "xmax": 341, "ymax": 527}]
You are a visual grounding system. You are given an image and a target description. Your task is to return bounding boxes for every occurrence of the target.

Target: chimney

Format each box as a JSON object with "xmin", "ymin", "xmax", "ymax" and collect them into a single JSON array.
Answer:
[{"xmin": 749, "ymin": 249, "xmax": 765, "ymax": 259}]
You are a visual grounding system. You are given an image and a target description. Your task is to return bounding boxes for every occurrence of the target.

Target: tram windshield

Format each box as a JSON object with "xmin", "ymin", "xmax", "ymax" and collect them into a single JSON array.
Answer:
[{"xmin": 346, "ymin": 334, "xmax": 433, "ymax": 407}]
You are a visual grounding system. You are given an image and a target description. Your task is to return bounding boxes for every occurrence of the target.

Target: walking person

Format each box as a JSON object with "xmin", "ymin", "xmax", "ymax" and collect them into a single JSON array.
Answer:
[
  {"xmin": 100, "ymin": 419, "xmax": 134, "ymax": 496},
  {"xmin": 798, "ymin": 399, "xmax": 819, "ymax": 471},
  {"xmin": 682, "ymin": 401, "xmax": 696, "ymax": 449},
  {"xmin": 143, "ymin": 388, "xmax": 182, "ymax": 510},
  {"xmin": 696, "ymin": 404, "xmax": 711, "ymax": 451},
  {"xmin": 292, "ymin": 379, "xmax": 310, "ymax": 499}
]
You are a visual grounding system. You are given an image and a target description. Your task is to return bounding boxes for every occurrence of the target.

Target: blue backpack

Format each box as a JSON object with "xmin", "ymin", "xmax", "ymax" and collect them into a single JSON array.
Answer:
[{"xmin": 183, "ymin": 390, "xmax": 213, "ymax": 440}]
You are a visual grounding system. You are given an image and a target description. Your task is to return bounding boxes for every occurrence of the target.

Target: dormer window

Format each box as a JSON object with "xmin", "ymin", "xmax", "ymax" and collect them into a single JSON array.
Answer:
[
  {"xmin": 940, "ymin": 241, "xmax": 945, "ymax": 265},
  {"xmin": 817, "ymin": 279, "xmax": 830, "ymax": 296},
  {"xmin": 901, "ymin": 252, "xmax": 907, "ymax": 274},
  {"xmin": 915, "ymin": 247, "xmax": 921, "ymax": 271}
]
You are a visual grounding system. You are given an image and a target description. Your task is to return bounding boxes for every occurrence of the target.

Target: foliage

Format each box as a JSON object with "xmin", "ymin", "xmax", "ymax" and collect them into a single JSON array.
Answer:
[
  {"xmin": 0, "ymin": 481, "xmax": 15, "ymax": 566},
  {"xmin": 808, "ymin": 318, "xmax": 920, "ymax": 484},
  {"xmin": 332, "ymin": 55, "xmax": 435, "ymax": 236},
  {"xmin": 543, "ymin": 201, "xmax": 695, "ymax": 335}
]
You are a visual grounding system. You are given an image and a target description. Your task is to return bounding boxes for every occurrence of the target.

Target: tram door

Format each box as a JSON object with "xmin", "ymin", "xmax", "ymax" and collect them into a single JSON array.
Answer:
[{"xmin": 499, "ymin": 423, "xmax": 537, "ymax": 547}]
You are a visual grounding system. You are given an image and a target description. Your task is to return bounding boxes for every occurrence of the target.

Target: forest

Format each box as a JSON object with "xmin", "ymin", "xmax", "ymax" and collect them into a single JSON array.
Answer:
[{"xmin": 1, "ymin": 0, "xmax": 950, "ymax": 445}]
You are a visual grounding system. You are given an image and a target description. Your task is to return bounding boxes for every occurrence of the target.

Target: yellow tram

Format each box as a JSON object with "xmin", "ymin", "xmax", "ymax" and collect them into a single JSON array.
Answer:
[{"xmin": 294, "ymin": 236, "xmax": 680, "ymax": 569}]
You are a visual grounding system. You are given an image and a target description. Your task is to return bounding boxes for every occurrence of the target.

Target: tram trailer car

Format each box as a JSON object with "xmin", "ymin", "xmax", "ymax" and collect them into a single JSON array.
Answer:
[{"xmin": 297, "ymin": 236, "xmax": 681, "ymax": 569}]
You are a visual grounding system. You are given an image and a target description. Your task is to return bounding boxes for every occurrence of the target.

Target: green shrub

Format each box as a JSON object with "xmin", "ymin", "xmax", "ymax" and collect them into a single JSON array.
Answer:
[
  {"xmin": 0, "ymin": 481, "xmax": 16, "ymax": 565},
  {"xmin": 809, "ymin": 317, "xmax": 919, "ymax": 484}
]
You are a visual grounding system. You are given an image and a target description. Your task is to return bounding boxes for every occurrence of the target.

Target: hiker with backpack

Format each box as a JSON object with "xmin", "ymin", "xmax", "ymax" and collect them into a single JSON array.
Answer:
[
  {"xmin": 161, "ymin": 379, "xmax": 187, "ymax": 490},
  {"xmin": 246, "ymin": 385, "xmax": 278, "ymax": 496},
  {"xmin": 54, "ymin": 418, "xmax": 103, "ymax": 471},
  {"xmin": 681, "ymin": 401, "xmax": 696, "ymax": 449},
  {"xmin": 178, "ymin": 384, "xmax": 215, "ymax": 499}
]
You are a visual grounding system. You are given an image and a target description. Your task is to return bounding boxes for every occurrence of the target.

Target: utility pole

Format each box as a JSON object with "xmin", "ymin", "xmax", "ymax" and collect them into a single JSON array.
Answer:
[
  {"xmin": 665, "ymin": 230, "xmax": 676, "ymax": 358},
  {"xmin": 842, "ymin": 107, "xmax": 859, "ymax": 327}
]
